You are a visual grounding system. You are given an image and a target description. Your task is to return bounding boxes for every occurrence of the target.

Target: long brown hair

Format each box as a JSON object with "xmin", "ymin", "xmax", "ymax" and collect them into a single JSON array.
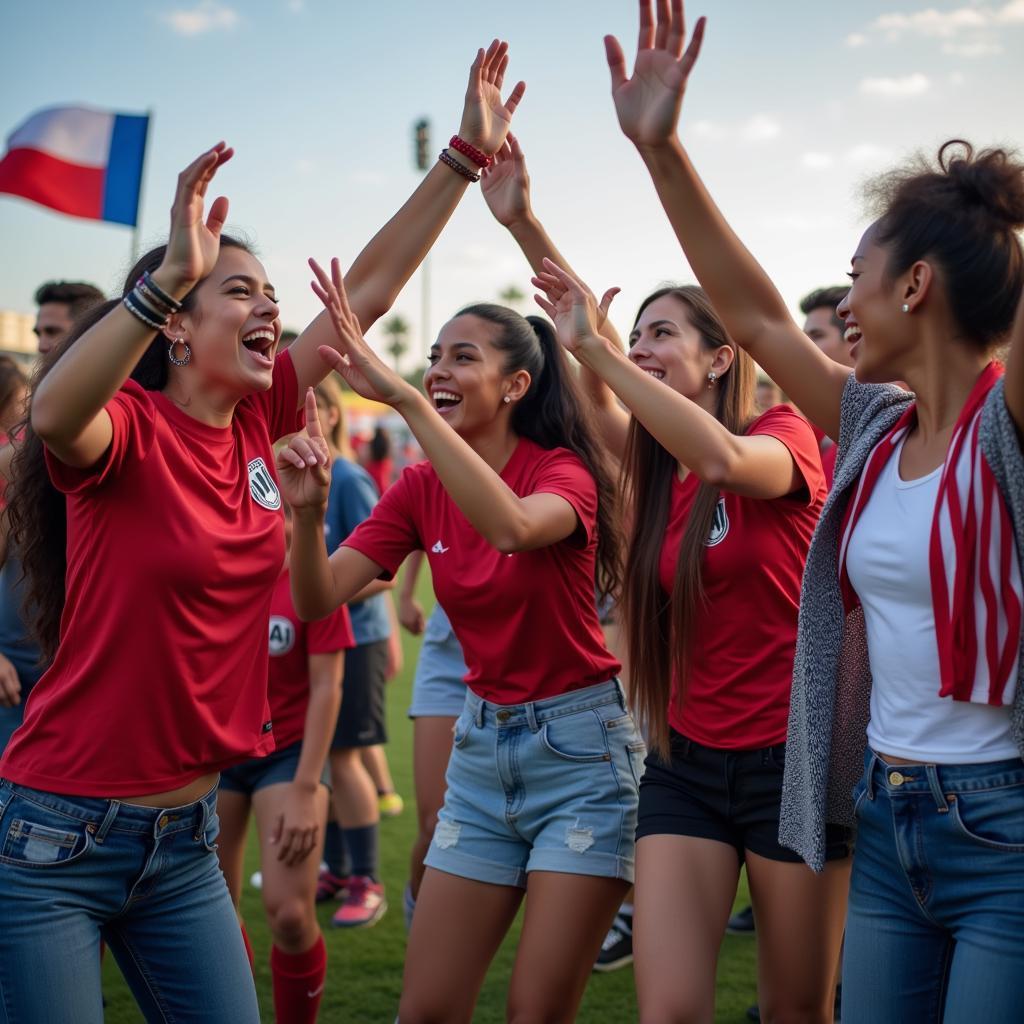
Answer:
[{"xmin": 621, "ymin": 286, "xmax": 756, "ymax": 757}]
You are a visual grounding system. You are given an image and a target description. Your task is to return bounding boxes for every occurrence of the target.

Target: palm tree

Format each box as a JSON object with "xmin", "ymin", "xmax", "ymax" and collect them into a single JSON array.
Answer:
[
  {"xmin": 382, "ymin": 314, "xmax": 410, "ymax": 372},
  {"xmin": 499, "ymin": 284, "xmax": 525, "ymax": 310}
]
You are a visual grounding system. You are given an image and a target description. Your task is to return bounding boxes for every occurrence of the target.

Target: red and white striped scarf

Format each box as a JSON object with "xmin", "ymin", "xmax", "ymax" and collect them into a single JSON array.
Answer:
[{"xmin": 839, "ymin": 362, "xmax": 1021, "ymax": 706}]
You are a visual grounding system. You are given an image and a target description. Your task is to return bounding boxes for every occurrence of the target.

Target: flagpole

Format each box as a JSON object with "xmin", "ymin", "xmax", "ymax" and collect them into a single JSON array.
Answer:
[{"xmin": 130, "ymin": 108, "xmax": 153, "ymax": 264}]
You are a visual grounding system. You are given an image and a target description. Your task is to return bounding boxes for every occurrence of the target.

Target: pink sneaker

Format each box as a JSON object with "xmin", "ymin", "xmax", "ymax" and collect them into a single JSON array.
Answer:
[
  {"xmin": 330, "ymin": 875, "xmax": 387, "ymax": 928},
  {"xmin": 315, "ymin": 869, "xmax": 349, "ymax": 904}
]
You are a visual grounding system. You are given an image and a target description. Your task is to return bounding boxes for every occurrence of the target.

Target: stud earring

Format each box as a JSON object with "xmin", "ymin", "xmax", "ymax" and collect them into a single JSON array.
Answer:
[
  {"xmin": 901, "ymin": 303, "xmax": 910, "ymax": 313},
  {"xmin": 502, "ymin": 395, "xmax": 511, "ymax": 404},
  {"xmin": 707, "ymin": 371, "xmax": 718, "ymax": 388},
  {"xmin": 167, "ymin": 338, "xmax": 191, "ymax": 367}
]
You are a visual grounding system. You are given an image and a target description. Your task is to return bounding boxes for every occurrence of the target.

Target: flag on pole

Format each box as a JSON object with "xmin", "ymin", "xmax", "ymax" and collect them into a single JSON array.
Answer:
[{"xmin": 0, "ymin": 105, "xmax": 149, "ymax": 227}]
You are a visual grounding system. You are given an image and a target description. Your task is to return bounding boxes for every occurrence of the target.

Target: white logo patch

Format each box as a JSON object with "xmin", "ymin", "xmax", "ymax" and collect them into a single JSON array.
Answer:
[
  {"xmin": 248, "ymin": 457, "xmax": 281, "ymax": 511},
  {"xmin": 431, "ymin": 540, "xmax": 450, "ymax": 554},
  {"xmin": 705, "ymin": 497, "xmax": 730, "ymax": 547},
  {"xmin": 268, "ymin": 616, "xmax": 295, "ymax": 656}
]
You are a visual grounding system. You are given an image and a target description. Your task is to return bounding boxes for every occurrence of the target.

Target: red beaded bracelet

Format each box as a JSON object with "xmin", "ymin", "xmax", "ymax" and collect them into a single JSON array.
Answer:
[{"xmin": 449, "ymin": 135, "xmax": 492, "ymax": 169}]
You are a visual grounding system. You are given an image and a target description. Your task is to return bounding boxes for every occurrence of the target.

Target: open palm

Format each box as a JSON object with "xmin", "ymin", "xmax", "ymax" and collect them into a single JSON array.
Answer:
[
  {"xmin": 606, "ymin": 0, "xmax": 705, "ymax": 147},
  {"xmin": 481, "ymin": 134, "xmax": 531, "ymax": 227},
  {"xmin": 458, "ymin": 40, "xmax": 526, "ymax": 156}
]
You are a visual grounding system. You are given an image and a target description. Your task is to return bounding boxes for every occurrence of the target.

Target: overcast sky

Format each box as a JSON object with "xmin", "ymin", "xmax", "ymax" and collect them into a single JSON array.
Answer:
[{"xmin": 3, "ymin": 0, "xmax": 1023, "ymax": 366}]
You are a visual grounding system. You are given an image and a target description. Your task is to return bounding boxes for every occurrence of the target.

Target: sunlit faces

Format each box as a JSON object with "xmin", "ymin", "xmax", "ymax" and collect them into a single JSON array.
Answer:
[
  {"xmin": 802, "ymin": 307, "xmax": 853, "ymax": 368},
  {"xmin": 34, "ymin": 303, "xmax": 76, "ymax": 355},
  {"xmin": 423, "ymin": 314, "xmax": 530, "ymax": 437},
  {"xmin": 170, "ymin": 246, "xmax": 281, "ymax": 397},
  {"xmin": 838, "ymin": 223, "xmax": 913, "ymax": 384},
  {"xmin": 627, "ymin": 294, "xmax": 732, "ymax": 403}
]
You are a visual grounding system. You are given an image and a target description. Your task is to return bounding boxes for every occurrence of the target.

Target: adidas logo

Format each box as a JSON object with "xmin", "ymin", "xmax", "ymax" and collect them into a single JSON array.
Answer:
[{"xmin": 431, "ymin": 540, "xmax": 449, "ymax": 554}]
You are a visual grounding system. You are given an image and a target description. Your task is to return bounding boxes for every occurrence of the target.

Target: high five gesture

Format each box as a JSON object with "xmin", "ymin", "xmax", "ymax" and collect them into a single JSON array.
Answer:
[
  {"xmin": 605, "ymin": 0, "xmax": 705, "ymax": 148},
  {"xmin": 459, "ymin": 40, "xmax": 527, "ymax": 158}
]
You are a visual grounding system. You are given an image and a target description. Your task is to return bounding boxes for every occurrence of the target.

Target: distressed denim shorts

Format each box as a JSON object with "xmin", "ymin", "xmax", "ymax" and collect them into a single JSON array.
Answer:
[
  {"xmin": 407, "ymin": 605, "xmax": 467, "ymax": 719},
  {"xmin": 423, "ymin": 678, "xmax": 643, "ymax": 888}
]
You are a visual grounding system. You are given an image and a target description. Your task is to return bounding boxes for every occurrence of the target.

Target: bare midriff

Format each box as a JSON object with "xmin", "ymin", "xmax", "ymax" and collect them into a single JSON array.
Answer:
[{"xmin": 120, "ymin": 772, "xmax": 219, "ymax": 808}]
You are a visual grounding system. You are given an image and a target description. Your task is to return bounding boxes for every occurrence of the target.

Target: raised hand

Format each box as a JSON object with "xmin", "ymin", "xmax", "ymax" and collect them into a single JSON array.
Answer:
[
  {"xmin": 309, "ymin": 257, "xmax": 414, "ymax": 408},
  {"xmin": 481, "ymin": 132, "xmax": 532, "ymax": 227},
  {"xmin": 458, "ymin": 40, "xmax": 526, "ymax": 158},
  {"xmin": 605, "ymin": 0, "xmax": 705, "ymax": 148},
  {"xmin": 276, "ymin": 388, "xmax": 331, "ymax": 509},
  {"xmin": 532, "ymin": 258, "xmax": 619, "ymax": 357},
  {"xmin": 155, "ymin": 142, "xmax": 234, "ymax": 294}
]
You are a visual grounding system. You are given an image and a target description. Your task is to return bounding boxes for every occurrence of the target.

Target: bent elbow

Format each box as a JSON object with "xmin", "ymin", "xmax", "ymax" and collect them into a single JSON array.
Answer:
[{"xmin": 696, "ymin": 455, "xmax": 733, "ymax": 490}]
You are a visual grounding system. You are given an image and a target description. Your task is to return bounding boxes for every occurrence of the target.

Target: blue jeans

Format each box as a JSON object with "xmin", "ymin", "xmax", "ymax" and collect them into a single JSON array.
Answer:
[
  {"xmin": 843, "ymin": 749, "xmax": 1024, "ymax": 1024},
  {"xmin": 424, "ymin": 678, "xmax": 642, "ymax": 888},
  {"xmin": 0, "ymin": 780, "xmax": 259, "ymax": 1023}
]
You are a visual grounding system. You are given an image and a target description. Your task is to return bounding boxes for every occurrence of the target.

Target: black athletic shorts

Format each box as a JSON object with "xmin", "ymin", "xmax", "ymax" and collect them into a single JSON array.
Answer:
[
  {"xmin": 331, "ymin": 638, "xmax": 389, "ymax": 749},
  {"xmin": 636, "ymin": 729, "xmax": 852, "ymax": 863}
]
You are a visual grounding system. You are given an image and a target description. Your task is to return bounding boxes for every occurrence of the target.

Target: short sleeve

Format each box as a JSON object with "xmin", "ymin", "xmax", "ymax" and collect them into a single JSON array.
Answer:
[
  {"xmin": 307, "ymin": 604, "xmax": 355, "ymax": 654},
  {"xmin": 341, "ymin": 468, "xmax": 422, "ymax": 577},
  {"xmin": 240, "ymin": 349, "xmax": 302, "ymax": 442},
  {"xmin": 748, "ymin": 406, "xmax": 827, "ymax": 507},
  {"xmin": 529, "ymin": 449, "xmax": 599, "ymax": 546},
  {"xmin": 44, "ymin": 380, "xmax": 157, "ymax": 494}
]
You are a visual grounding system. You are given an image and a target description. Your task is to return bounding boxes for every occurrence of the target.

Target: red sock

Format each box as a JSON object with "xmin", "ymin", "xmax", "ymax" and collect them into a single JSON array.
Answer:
[
  {"xmin": 271, "ymin": 934, "xmax": 327, "ymax": 1024},
  {"xmin": 239, "ymin": 922, "xmax": 255, "ymax": 976}
]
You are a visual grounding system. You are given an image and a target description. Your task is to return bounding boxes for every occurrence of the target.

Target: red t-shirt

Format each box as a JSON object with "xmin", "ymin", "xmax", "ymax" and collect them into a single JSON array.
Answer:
[
  {"xmin": 268, "ymin": 569, "xmax": 354, "ymax": 748},
  {"xmin": 365, "ymin": 457, "xmax": 393, "ymax": 496},
  {"xmin": 1, "ymin": 353, "xmax": 302, "ymax": 796},
  {"xmin": 661, "ymin": 406, "xmax": 826, "ymax": 749},
  {"xmin": 343, "ymin": 436, "xmax": 620, "ymax": 703}
]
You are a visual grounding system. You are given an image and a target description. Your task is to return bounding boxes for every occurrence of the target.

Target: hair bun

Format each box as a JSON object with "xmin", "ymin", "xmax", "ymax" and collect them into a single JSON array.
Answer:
[{"xmin": 940, "ymin": 139, "xmax": 1024, "ymax": 229}]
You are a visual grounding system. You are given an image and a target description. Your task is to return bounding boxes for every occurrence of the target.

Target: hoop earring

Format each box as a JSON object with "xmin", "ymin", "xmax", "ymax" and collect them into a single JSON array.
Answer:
[
  {"xmin": 167, "ymin": 338, "xmax": 192, "ymax": 367},
  {"xmin": 707, "ymin": 371, "xmax": 718, "ymax": 388}
]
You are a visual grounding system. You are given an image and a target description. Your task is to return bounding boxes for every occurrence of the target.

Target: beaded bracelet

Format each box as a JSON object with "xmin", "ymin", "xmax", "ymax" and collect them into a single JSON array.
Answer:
[
  {"xmin": 139, "ymin": 270, "xmax": 183, "ymax": 313},
  {"xmin": 448, "ymin": 135, "xmax": 492, "ymax": 169},
  {"xmin": 438, "ymin": 149, "xmax": 481, "ymax": 183},
  {"xmin": 122, "ymin": 289, "xmax": 168, "ymax": 331}
]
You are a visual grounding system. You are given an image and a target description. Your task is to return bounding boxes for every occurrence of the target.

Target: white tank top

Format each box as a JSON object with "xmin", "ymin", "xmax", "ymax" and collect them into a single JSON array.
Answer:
[{"xmin": 847, "ymin": 436, "xmax": 1017, "ymax": 763}]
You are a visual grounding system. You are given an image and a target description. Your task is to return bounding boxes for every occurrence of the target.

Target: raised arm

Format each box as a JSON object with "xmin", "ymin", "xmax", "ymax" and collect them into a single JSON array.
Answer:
[
  {"xmin": 31, "ymin": 145, "xmax": 233, "ymax": 467},
  {"xmin": 535, "ymin": 260, "xmax": 803, "ymax": 499},
  {"xmin": 308, "ymin": 259, "xmax": 580, "ymax": 553},
  {"xmin": 278, "ymin": 389, "xmax": 388, "ymax": 620},
  {"xmin": 605, "ymin": 0, "xmax": 849, "ymax": 439},
  {"xmin": 481, "ymin": 134, "xmax": 630, "ymax": 458},
  {"xmin": 287, "ymin": 42, "xmax": 526, "ymax": 396}
]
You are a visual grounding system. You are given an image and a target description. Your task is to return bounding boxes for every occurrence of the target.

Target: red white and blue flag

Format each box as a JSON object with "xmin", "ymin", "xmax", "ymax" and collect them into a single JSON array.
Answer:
[{"xmin": 0, "ymin": 105, "xmax": 149, "ymax": 227}]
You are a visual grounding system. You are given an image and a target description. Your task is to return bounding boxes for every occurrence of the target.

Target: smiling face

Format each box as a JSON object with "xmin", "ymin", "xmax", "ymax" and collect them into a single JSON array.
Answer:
[
  {"xmin": 170, "ymin": 246, "xmax": 281, "ymax": 398},
  {"xmin": 423, "ymin": 313, "xmax": 530, "ymax": 438},
  {"xmin": 837, "ymin": 222, "xmax": 915, "ymax": 384},
  {"xmin": 627, "ymin": 293, "xmax": 733, "ymax": 404}
]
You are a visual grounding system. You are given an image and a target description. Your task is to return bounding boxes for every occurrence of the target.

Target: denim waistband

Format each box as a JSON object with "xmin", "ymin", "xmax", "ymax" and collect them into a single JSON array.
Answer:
[
  {"xmin": 864, "ymin": 748, "xmax": 1024, "ymax": 809},
  {"xmin": 465, "ymin": 678, "xmax": 626, "ymax": 730},
  {"xmin": 0, "ymin": 779, "xmax": 218, "ymax": 842}
]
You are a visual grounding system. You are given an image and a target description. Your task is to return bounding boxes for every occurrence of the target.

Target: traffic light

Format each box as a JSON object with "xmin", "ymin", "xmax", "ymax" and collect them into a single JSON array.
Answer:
[{"xmin": 414, "ymin": 118, "xmax": 430, "ymax": 172}]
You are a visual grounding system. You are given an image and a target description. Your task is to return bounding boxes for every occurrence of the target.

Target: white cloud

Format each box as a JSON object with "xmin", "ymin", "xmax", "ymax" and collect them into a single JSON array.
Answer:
[
  {"xmin": 740, "ymin": 114, "xmax": 782, "ymax": 143},
  {"xmin": 948, "ymin": 70, "xmax": 967, "ymax": 86},
  {"xmin": 873, "ymin": 7, "xmax": 988, "ymax": 38},
  {"xmin": 801, "ymin": 152, "xmax": 835, "ymax": 170},
  {"xmin": 163, "ymin": 1, "xmax": 239, "ymax": 35},
  {"xmin": 850, "ymin": 2, "xmax": 1024, "ymax": 55},
  {"xmin": 287, "ymin": 0, "xmax": 304, "ymax": 10},
  {"xmin": 691, "ymin": 119, "xmax": 724, "ymax": 140},
  {"xmin": 846, "ymin": 143, "xmax": 893, "ymax": 165},
  {"xmin": 859, "ymin": 73, "xmax": 931, "ymax": 98},
  {"xmin": 846, "ymin": 32, "xmax": 868, "ymax": 47},
  {"xmin": 942, "ymin": 39, "xmax": 1003, "ymax": 56}
]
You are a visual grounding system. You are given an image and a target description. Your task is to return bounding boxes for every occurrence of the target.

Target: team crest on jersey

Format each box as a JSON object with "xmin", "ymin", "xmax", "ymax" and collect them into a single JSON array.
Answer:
[
  {"xmin": 248, "ymin": 457, "xmax": 281, "ymax": 511},
  {"xmin": 268, "ymin": 616, "xmax": 295, "ymax": 656},
  {"xmin": 705, "ymin": 497, "xmax": 729, "ymax": 547}
]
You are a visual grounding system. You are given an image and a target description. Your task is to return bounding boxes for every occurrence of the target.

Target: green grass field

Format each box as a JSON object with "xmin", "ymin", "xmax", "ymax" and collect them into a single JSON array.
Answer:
[{"xmin": 100, "ymin": 606, "xmax": 760, "ymax": 1022}]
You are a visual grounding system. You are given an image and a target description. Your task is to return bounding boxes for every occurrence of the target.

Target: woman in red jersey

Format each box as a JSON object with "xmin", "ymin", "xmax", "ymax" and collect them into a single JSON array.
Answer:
[
  {"xmin": 0, "ymin": 42, "xmax": 525, "ymax": 1023},
  {"xmin": 278, "ymin": 259, "xmax": 638, "ymax": 1024},
  {"xmin": 217, "ymin": 504, "xmax": 354, "ymax": 1024}
]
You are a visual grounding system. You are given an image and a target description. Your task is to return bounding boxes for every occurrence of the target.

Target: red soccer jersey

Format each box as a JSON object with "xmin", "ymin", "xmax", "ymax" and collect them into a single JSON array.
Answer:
[
  {"xmin": 1, "ymin": 353, "xmax": 301, "ymax": 796},
  {"xmin": 268, "ymin": 569, "xmax": 354, "ymax": 748},
  {"xmin": 343, "ymin": 436, "xmax": 620, "ymax": 704},
  {"xmin": 661, "ymin": 406, "xmax": 826, "ymax": 749}
]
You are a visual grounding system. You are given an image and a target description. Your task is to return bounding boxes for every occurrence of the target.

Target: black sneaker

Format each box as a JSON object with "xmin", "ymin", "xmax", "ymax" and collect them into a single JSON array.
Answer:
[
  {"xmin": 593, "ymin": 913, "xmax": 633, "ymax": 972},
  {"xmin": 726, "ymin": 905, "xmax": 755, "ymax": 934}
]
